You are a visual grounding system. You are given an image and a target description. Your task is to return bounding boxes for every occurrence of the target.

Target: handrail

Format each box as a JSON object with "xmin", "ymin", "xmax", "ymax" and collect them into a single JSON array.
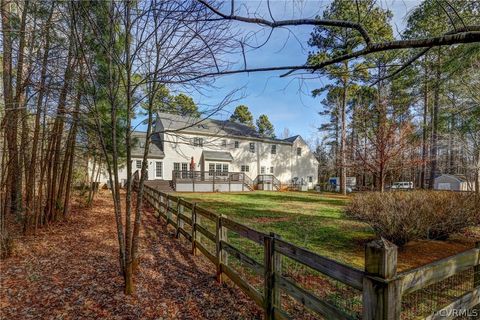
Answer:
[
  {"xmin": 172, "ymin": 170, "xmax": 255, "ymax": 190},
  {"xmin": 254, "ymin": 174, "xmax": 282, "ymax": 190}
]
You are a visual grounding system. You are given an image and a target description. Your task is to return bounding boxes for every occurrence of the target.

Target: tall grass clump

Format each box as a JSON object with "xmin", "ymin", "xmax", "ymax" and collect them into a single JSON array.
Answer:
[{"xmin": 345, "ymin": 191, "xmax": 480, "ymax": 246}]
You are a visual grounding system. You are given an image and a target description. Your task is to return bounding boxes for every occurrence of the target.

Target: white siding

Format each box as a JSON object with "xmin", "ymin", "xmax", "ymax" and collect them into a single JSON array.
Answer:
[{"xmin": 91, "ymin": 122, "xmax": 318, "ymax": 188}]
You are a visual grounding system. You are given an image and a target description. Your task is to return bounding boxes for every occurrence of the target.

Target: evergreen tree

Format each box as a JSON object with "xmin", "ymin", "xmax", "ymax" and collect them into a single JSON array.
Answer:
[
  {"xmin": 150, "ymin": 86, "xmax": 200, "ymax": 117},
  {"xmin": 256, "ymin": 114, "xmax": 275, "ymax": 138},
  {"xmin": 173, "ymin": 93, "xmax": 200, "ymax": 117},
  {"xmin": 230, "ymin": 105, "xmax": 254, "ymax": 128},
  {"xmin": 308, "ymin": 0, "xmax": 393, "ymax": 194}
]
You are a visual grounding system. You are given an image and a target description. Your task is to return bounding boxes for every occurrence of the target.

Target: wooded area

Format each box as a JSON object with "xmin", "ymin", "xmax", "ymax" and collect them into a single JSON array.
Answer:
[{"xmin": 1, "ymin": 0, "xmax": 479, "ymax": 299}]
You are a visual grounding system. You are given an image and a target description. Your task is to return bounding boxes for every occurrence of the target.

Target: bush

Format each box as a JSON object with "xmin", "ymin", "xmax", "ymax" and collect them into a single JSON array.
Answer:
[{"xmin": 345, "ymin": 191, "xmax": 480, "ymax": 246}]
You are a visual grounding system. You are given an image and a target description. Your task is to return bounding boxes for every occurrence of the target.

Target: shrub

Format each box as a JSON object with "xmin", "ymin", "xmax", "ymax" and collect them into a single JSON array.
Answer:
[{"xmin": 345, "ymin": 191, "xmax": 480, "ymax": 246}]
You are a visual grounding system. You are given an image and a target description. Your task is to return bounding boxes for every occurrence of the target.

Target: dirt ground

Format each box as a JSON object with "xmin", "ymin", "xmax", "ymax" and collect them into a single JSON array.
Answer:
[{"xmin": 0, "ymin": 191, "xmax": 261, "ymax": 320}]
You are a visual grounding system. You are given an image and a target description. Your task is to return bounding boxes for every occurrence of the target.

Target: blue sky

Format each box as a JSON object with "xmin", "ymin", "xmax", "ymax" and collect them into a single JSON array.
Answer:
[{"xmin": 136, "ymin": 1, "xmax": 420, "ymax": 144}]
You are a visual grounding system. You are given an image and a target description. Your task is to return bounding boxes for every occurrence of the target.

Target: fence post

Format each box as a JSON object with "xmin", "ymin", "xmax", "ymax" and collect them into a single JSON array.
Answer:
[
  {"xmin": 264, "ymin": 232, "xmax": 282, "ymax": 320},
  {"xmin": 156, "ymin": 191, "xmax": 161, "ymax": 218},
  {"xmin": 176, "ymin": 199, "xmax": 184, "ymax": 239},
  {"xmin": 166, "ymin": 195, "xmax": 172, "ymax": 224},
  {"xmin": 474, "ymin": 241, "xmax": 480, "ymax": 313},
  {"xmin": 475, "ymin": 242, "xmax": 480, "ymax": 286},
  {"xmin": 363, "ymin": 239, "xmax": 401, "ymax": 320},
  {"xmin": 192, "ymin": 203, "xmax": 201, "ymax": 255},
  {"xmin": 216, "ymin": 214, "xmax": 228, "ymax": 283},
  {"xmin": 213, "ymin": 171, "xmax": 216, "ymax": 192},
  {"xmin": 159, "ymin": 194, "xmax": 165, "ymax": 222}
]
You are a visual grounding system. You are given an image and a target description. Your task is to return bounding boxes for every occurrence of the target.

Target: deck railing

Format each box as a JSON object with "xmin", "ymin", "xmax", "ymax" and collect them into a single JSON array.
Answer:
[
  {"xmin": 172, "ymin": 170, "xmax": 254, "ymax": 191},
  {"xmin": 254, "ymin": 174, "xmax": 282, "ymax": 190},
  {"xmin": 134, "ymin": 179, "xmax": 480, "ymax": 319}
]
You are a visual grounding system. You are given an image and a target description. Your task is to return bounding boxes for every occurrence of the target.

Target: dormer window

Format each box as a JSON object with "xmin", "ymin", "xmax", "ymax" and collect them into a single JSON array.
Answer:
[{"xmin": 234, "ymin": 141, "xmax": 239, "ymax": 148}]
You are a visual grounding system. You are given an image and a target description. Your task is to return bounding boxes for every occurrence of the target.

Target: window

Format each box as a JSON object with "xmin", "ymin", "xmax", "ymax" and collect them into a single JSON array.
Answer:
[
  {"xmin": 234, "ymin": 141, "xmax": 239, "ymax": 148},
  {"xmin": 270, "ymin": 167, "xmax": 274, "ymax": 174},
  {"xmin": 155, "ymin": 161, "xmax": 163, "ymax": 178},
  {"xmin": 261, "ymin": 166, "xmax": 266, "ymax": 174},
  {"xmin": 308, "ymin": 176, "xmax": 313, "ymax": 183},
  {"xmin": 221, "ymin": 139, "xmax": 227, "ymax": 147},
  {"xmin": 181, "ymin": 163, "xmax": 188, "ymax": 178},
  {"xmin": 136, "ymin": 160, "xmax": 142, "ymax": 169},
  {"xmin": 209, "ymin": 163, "xmax": 228, "ymax": 176},
  {"xmin": 173, "ymin": 162, "xmax": 180, "ymax": 172},
  {"xmin": 193, "ymin": 137, "xmax": 203, "ymax": 147},
  {"xmin": 271, "ymin": 145, "xmax": 277, "ymax": 154},
  {"xmin": 249, "ymin": 142, "xmax": 255, "ymax": 153},
  {"xmin": 296, "ymin": 147, "xmax": 302, "ymax": 156},
  {"xmin": 241, "ymin": 165, "xmax": 250, "ymax": 172}
]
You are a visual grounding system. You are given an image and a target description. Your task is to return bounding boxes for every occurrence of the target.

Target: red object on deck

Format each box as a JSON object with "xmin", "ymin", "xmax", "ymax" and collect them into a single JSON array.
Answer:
[{"xmin": 190, "ymin": 157, "xmax": 195, "ymax": 171}]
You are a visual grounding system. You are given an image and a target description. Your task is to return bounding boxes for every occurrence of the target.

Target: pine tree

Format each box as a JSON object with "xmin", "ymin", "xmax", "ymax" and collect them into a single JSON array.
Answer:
[
  {"xmin": 230, "ymin": 105, "xmax": 254, "ymax": 128},
  {"xmin": 256, "ymin": 114, "xmax": 275, "ymax": 138}
]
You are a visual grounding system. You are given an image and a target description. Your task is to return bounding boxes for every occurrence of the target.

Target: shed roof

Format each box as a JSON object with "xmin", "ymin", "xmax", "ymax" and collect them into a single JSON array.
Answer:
[{"xmin": 434, "ymin": 174, "xmax": 467, "ymax": 182}]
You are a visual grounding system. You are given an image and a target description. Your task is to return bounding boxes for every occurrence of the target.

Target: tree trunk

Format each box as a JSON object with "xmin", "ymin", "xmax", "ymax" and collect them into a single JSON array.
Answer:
[
  {"xmin": 339, "ymin": 78, "xmax": 347, "ymax": 195},
  {"xmin": 1, "ymin": 0, "xmax": 21, "ymax": 218},
  {"xmin": 428, "ymin": 53, "xmax": 441, "ymax": 189},
  {"xmin": 420, "ymin": 61, "xmax": 429, "ymax": 189},
  {"xmin": 123, "ymin": 0, "xmax": 134, "ymax": 295}
]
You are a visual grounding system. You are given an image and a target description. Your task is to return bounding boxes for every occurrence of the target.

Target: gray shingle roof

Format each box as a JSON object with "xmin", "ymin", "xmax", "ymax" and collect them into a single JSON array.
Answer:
[
  {"xmin": 282, "ymin": 135, "xmax": 300, "ymax": 143},
  {"xmin": 202, "ymin": 151, "xmax": 234, "ymax": 162},
  {"xmin": 435, "ymin": 174, "xmax": 467, "ymax": 182},
  {"xmin": 131, "ymin": 131, "xmax": 164, "ymax": 158},
  {"xmin": 156, "ymin": 112, "xmax": 292, "ymax": 144}
]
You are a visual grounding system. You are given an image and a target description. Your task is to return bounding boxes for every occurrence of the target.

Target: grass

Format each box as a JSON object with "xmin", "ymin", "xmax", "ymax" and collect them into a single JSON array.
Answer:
[{"xmin": 177, "ymin": 191, "xmax": 373, "ymax": 269}]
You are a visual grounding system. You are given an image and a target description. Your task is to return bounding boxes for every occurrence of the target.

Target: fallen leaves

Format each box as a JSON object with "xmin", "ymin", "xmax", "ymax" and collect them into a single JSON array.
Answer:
[{"xmin": 0, "ymin": 191, "xmax": 262, "ymax": 319}]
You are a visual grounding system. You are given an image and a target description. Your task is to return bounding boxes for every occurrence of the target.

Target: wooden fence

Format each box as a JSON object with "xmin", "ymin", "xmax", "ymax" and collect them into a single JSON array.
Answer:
[{"xmin": 137, "ymin": 182, "xmax": 480, "ymax": 320}]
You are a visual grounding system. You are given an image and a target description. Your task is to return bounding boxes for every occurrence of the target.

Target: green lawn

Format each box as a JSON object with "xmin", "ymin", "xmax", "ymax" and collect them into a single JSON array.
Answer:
[{"xmin": 177, "ymin": 191, "xmax": 374, "ymax": 268}]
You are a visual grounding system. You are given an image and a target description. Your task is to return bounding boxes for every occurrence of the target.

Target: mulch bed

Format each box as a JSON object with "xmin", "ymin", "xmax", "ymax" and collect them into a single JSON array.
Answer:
[{"xmin": 0, "ymin": 191, "xmax": 262, "ymax": 320}]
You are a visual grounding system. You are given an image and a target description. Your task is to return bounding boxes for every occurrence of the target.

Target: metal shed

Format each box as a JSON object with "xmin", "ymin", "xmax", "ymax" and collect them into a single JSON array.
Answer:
[{"xmin": 433, "ymin": 174, "xmax": 475, "ymax": 192}]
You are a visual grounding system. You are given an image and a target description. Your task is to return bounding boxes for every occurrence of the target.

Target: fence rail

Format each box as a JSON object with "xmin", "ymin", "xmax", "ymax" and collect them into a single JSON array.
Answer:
[{"xmin": 135, "ymin": 180, "xmax": 480, "ymax": 319}]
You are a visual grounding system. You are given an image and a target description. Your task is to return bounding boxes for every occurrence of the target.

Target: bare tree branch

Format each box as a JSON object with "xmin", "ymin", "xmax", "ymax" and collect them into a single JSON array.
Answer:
[{"xmin": 195, "ymin": 0, "xmax": 373, "ymax": 45}]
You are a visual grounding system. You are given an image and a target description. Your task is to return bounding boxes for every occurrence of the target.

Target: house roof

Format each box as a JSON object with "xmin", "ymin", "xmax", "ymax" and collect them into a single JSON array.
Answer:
[
  {"xmin": 202, "ymin": 150, "xmax": 234, "ymax": 162},
  {"xmin": 282, "ymin": 135, "xmax": 300, "ymax": 143},
  {"xmin": 156, "ymin": 112, "xmax": 292, "ymax": 144},
  {"xmin": 131, "ymin": 131, "xmax": 164, "ymax": 159}
]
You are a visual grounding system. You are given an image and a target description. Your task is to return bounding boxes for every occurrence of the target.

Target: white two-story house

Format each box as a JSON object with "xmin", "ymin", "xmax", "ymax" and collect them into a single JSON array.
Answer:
[{"xmin": 93, "ymin": 112, "xmax": 319, "ymax": 191}]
